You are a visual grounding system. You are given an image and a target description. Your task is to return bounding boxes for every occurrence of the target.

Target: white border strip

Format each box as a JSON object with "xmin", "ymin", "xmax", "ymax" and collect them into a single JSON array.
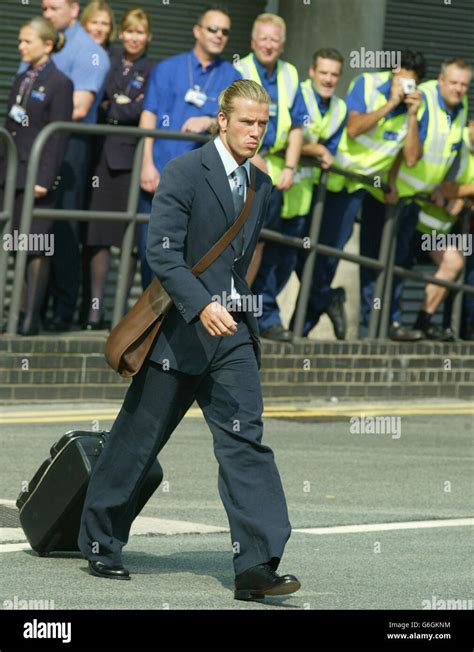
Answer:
[{"xmin": 294, "ymin": 518, "xmax": 474, "ymax": 535}]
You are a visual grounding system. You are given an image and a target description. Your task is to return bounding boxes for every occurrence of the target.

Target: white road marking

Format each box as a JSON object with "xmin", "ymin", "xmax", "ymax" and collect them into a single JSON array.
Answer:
[
  {"xmin": 294, "ymin": 517, "xmax": 474, "ymax": 535},
  {"xmin": 130, "ymin": 517, "xmax": 228, "ymax": 536},
  {"xmin": 1, "ymin": 513, "xmax": 472, "ymax": 554},
  {"xmin": 0, "ymin": 528, "xmax": 25, "ymax": 543}
]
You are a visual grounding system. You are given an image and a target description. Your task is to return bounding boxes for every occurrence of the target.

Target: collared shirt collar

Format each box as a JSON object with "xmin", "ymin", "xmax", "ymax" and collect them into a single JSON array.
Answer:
[
  {"xmin": 311, "ymin": 83, "xmax": 332, "ymax": 112},
  {"xmin": 214, "ymin": 136, "xmax": 250, "ymax": 182},
  {"xmin": 190, "ymin": 47, "xmax": 220, "ymax": 73},
  {"xmin": 253, "ymin": 53, "xmax": 278, "ymax": 82}
]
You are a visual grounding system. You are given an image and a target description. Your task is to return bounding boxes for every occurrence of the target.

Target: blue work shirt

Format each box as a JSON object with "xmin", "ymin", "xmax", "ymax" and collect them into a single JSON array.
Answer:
[
  {"xmin": 19, "ymin": 22, "xmax": 109, "ymax": 124},
  {"xmin": 143, "ymin": 49, "xmax": 241, "ymax": 172},
  {"xmin": 311, "ymin": 87, "xmax": 347, "ymax": 155},
  {"xmin": 251, "ymin": 54, "xmax": 307, "ymax": 150},
  {"xmin": 345, "ymin": 74, "xmax": 428, "ymax": 143}
]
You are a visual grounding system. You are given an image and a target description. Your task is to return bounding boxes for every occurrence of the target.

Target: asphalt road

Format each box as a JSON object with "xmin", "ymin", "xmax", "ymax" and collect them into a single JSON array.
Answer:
[{"xmin": 0, "ymin": 401, "xmax": 472, "ymax": 613}]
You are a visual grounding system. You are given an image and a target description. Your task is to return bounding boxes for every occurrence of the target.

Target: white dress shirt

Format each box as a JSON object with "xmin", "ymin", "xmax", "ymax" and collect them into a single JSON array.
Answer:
[{"xmin": 213, "ymin": 136, "xmax": 251, "ymax": 304}]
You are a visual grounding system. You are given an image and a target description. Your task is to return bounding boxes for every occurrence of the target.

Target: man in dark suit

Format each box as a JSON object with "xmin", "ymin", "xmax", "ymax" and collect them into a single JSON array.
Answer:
[{"xmin": 78, "ymin": 79, "xmax": 300, "ymax": 601}]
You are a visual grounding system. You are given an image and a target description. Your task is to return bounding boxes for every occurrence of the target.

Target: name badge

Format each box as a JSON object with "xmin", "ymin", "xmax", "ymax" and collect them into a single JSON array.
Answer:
[
  {"xmin": 269, "ymin": 102, "xmax": 278, "ymax": 118},
  {"xmin": 9, "ymin": 104, "xmax": 26, "ymax": 124},
  {"xmin": 114, "ymin": 93, "xmax": 132, "ymax": 105},
  {"xmin": 31, "ymin": 90, "xmax": 46, "ymax": 102},
  {"xmin": 130, "ymin": 79, "xmax": 143, "ymax": 89},
  {"xmin": 184, "ymin": 88, "xmax": 207, "ymax": 108},
  {"xmin": 383, "ymin": 129, "xmax": 399, "ymax": 141}
]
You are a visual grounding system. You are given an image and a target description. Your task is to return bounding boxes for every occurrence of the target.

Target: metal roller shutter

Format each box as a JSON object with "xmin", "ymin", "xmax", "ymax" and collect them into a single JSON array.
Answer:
[
  {"xmin": 383, "ymin": 0, "xmax": 474, "ymax": 115},
  {"xmin": 0, "ymin": 0, "xmax": 268, "ymax": 123}
]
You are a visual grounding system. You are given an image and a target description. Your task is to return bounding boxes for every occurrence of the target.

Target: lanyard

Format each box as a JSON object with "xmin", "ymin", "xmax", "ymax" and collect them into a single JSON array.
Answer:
[{"xmin": 187, "ymin": 54, "xmax": 216, "ymax": 95}]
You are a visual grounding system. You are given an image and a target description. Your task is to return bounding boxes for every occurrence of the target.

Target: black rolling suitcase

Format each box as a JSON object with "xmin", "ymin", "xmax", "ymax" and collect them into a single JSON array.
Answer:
[{"xmin": 16, "ymin": 430, "xmax": 163, "ymax": 556}]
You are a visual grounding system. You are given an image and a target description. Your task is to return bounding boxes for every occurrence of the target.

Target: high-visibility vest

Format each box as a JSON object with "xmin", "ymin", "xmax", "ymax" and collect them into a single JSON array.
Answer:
[
  {"xmin": 334, "ymin": 71, "xmax": 412, "ymax": 196},
  {"xmin": 281, "ymin": 80, "xmax": 347, "ymax": 218},
  {"xmin": 234, "ymin": 53, "xmax": 299, "ymax": 185},
  {"xmin": 396, "ymin": 79, "xmax": 468, "ymax": 198},
  {"xmin": 416, "ymin": 126, "xmax": 473, "ymax": 234}
]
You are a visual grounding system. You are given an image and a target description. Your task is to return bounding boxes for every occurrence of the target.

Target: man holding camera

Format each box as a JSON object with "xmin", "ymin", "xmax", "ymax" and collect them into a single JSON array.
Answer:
[{"xmin": 326, "ymin": 51, "xmax": 426, "ymax": 340}]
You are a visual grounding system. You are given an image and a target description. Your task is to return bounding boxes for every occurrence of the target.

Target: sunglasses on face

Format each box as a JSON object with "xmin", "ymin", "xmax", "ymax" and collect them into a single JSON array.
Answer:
[{"xmin": 201, "ymin": 24, "xmax": 230, "ymax": 37}]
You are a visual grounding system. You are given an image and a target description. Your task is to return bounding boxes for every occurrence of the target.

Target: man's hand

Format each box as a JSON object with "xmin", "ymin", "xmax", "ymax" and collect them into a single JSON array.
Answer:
[
  {"xmin": 384, "ymin": 182, "xmax": 398, "ymax": 205},
  {"xmin": 446, "ymin": 197, "xmax": 464, "ymax": 217},
  {"xmin": 250, "ymin": 153, "xmax": 268, "ymax": 174},
  {"xmin": 430, "ymin": 186, "xmax": 445, "ymax": 208},
  {"xmin": 181, "ymin": 116, "xmax": 214, "ymax": 133},
  {"xmin": 140, "ymin": 162, "xmax": 160, "ymax": 194},
  {"xmin": 441, "ymin": 181, "xmax": 461, "ymax": 199},
  {"xmin": 404, "ymin": 90, "xmax": 423, "ymax": 116},
  {"xmin": 34, "ymin": 185, "xmax": 48, "ymax": 198},
  {"xmin": 318, "ymin": 145, "xmax": 334, "ymax": 170},
  {"xmin": 389, "ymin": 77, "xmax": 405, "ymax": 108},
  {"xmin": 276, "ymin": 167, "xmax": 295, "ymax": 191},
  {"xmin": 199, "ymin": 301, "xmax": 238, "ymax": 336}
]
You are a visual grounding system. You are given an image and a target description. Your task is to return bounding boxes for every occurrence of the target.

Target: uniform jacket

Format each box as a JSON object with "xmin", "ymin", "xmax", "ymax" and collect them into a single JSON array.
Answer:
[
  {"xmin": 146, "ymin": 138, "xmax": 272, "ymax": 375},
  {"xmin": 0, "ymin": 60, "xmax": 73, "ymax": 190},
  {"xmin": 102, "ymin": 49, "xmax": 155, "ymax": 171}
]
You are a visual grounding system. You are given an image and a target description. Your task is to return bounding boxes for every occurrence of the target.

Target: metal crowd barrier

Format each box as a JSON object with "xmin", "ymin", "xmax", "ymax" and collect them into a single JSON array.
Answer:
[
  {"xmin": 4, "ymin": 121, "xmax": 474, "ymax": 340},
  {"xmin": 0, "ymin": 128, "xmax": 17, "ymax": 324}
]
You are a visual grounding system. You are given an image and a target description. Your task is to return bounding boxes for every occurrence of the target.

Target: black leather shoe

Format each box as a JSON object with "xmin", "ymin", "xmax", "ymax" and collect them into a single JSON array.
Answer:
[
  {"xmin": 234, "ymin": 563, "xmax": 300, "ymax": 601},
  {"xmin": 389, "ymin": 322, "xmax": 424, "ymax": 342},
  {"xmin": 260, "ymin": 324, "xmax": 293, "ymax": 342},
  {"xmin": 88, "ymin": 560, "xmax": 130, "ymax": 580},
  {"xmin": 325, "ymin": 287, "xmax": 347, "ymax": 340},
  {"xmin": 419, "ymin": 324, "xmax": 455, "ymax": 341},
  {"xmin": 43, "ymin": 316, "xmax": 72, "ymax": 332}
]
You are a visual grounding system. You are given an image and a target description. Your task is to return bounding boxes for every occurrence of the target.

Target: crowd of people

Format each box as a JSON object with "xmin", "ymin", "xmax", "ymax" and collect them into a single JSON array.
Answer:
[{"xmin": 0, "ymin": 0, "xmax": 473, "ymax": 341}]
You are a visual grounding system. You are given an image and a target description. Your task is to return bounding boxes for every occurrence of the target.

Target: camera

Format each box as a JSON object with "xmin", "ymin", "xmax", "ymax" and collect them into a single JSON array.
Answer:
[{"xmin": 400, "ymin": 77, "xmax": 416, "ymax": 95}]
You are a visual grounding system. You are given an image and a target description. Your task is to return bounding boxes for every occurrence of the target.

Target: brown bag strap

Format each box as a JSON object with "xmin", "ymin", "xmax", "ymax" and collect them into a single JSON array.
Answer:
[{"xmin": 191, "ymin": 164, "xmax": 257, "ymax": 276}]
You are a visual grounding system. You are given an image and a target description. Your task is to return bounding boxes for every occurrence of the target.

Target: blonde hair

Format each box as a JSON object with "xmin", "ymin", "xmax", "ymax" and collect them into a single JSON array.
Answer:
[
  {"xmin": 120, "ymin": 8, "xmax": 152, "ymax": 40},
  {"xmin": 80, "ymin": 0, "xmax": 117, "ymax": 44},
  {"xmin": 21, "ymin": 17, "xmax": 65, "ymax": 53},
  {"xmin": 213, "ymin": 79, "xmax": 270, "ymax": 134},
  {"xmin": 251, "ymin": 13, "xmax": 286, "ymax": 42}
]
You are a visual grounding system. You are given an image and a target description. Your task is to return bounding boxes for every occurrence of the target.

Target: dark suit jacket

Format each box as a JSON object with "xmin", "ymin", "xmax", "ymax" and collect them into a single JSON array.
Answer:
[
  {"xmin": 0, "ymin": 60, "xmax": 73, "ymax": 190},
  {"xmin": 146, "ymin": 138, "xmax": 272, "ymax": 375},
  {"xmin": 103, "ymin": 49, "xmax": 155, "ymax": 171}
]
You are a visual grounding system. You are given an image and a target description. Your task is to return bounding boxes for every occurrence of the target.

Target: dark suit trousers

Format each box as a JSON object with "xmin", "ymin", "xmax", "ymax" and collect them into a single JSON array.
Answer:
[{"xmin": 78, "ymin": 316, "xmax": 292, "ymax": 575}]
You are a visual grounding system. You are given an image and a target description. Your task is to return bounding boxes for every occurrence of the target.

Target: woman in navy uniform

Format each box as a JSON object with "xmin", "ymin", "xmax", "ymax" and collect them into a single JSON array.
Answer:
[
  {"xmin": 82, "ymin": 8, "xmax": 154, "ymax": 330},
  {"xmin": 0, "ymin": 17, "xmax": 73, "ymax": 335}
]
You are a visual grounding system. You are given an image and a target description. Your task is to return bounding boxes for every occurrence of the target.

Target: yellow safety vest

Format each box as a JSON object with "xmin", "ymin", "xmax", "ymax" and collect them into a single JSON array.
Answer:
[
  {"xmin": 335, "ymin": 71, "xmax": 413, "ymax": 197},
  {"xmin": 281, "ymin": 80, "xmax": 347, "ymax": 218},
  {"xmin": 416, "ymin": 126, "xmax": 473, "ymax": 234},
  {"xmin": 396, "ymin": 80, "xmax": 468, "ymax": 198},
  {"xmin": 234, "ymin": 53, "xmax": 299, "ymax": 185}
]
